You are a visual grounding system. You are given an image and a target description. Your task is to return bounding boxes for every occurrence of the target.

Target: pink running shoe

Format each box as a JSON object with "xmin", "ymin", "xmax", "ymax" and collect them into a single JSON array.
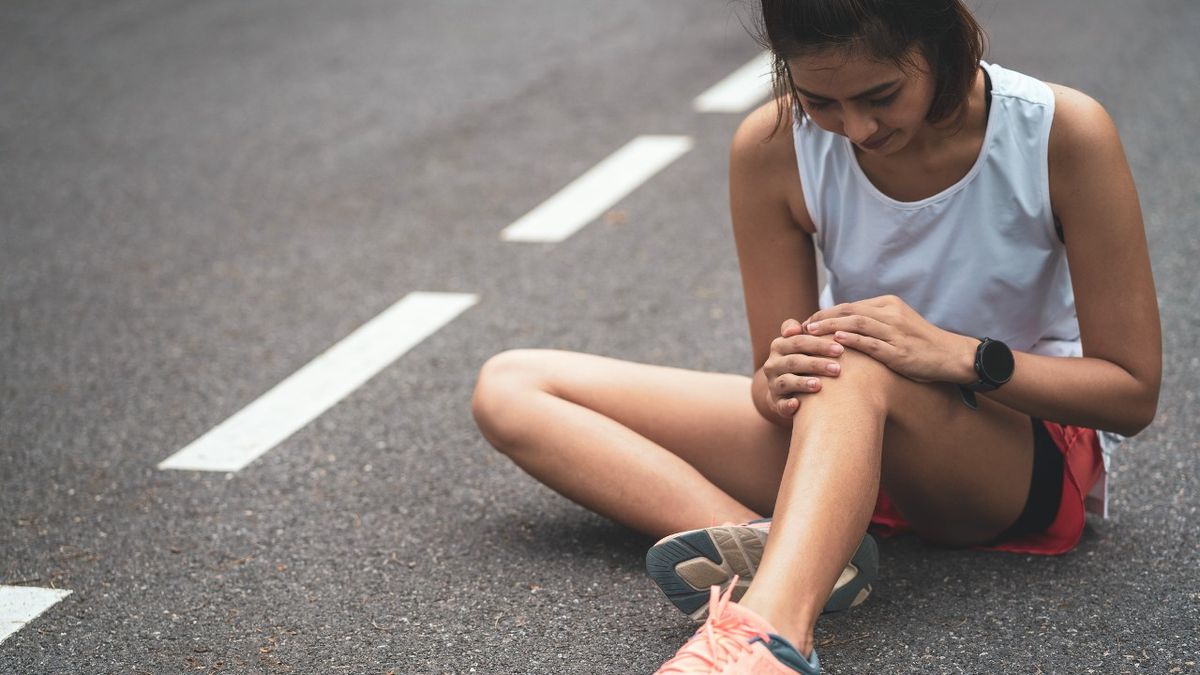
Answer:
[{"xmin": 654, "ymin": 576, "xmax": 820, "ymax": 674}]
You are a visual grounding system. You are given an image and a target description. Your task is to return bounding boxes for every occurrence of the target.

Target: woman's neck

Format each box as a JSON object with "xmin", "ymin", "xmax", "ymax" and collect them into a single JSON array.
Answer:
[{"xmin": 853, "ymin": 67, "xmax": 990, "ymax": 201}]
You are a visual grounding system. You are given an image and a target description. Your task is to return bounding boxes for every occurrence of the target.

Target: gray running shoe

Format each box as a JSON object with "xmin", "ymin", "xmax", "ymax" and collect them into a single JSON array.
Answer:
[{"xmin": 645, "ymin": 518, "xmax": 877, "ymax": 621}]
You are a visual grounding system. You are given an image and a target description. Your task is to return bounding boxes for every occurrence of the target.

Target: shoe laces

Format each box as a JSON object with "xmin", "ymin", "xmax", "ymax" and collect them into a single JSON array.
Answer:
[
  {"xmin": 655, "ymin": 576, "xmax": 768, "ymax": 674},
  {"xmin": 710, "ymin": 517, "xmax": 771, "ymax": 531}
]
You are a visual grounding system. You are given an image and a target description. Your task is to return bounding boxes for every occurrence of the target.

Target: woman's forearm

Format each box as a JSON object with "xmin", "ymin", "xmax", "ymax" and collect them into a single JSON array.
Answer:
[
  {"xmin": 945, "ymin": 334, "xmax": 1158, "ymax": 437},
  {"xmin": 754, "ymin": 328, "xmax": 1158, "ymax": 436}
]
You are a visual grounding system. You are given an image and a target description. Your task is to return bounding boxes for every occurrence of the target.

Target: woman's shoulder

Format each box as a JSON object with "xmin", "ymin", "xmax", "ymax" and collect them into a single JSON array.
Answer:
[
  {"xmin": 986, "ymin": 63, "xmax": 1121, "ymax": 173},
  {"xmin": 730, "ymin": 99, "xmax": 797, "ymax": 176},
  {"xmin": 730, "ymin": 99, "xmax": 815, "ymax": 234},
  {"xmin": 1046, "ymin": 83, "xmax": 1117, "ymax": 141},
  {"xmin": 1044, "ymin": 82, "xmax": 1123, "ymax": 176}
]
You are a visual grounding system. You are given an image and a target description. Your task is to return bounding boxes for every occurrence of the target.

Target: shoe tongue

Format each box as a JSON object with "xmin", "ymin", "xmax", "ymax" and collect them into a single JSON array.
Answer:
[{"xmin": 716, "ymin": 598, "xmax": 779, "ymax": 636}]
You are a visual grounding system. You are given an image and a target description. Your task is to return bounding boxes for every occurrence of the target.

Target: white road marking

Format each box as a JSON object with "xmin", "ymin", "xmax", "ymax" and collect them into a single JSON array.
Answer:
[
  {"xmin": 693, "ymin": 52, "xmax": 774, "ymax": 113},
  {"xmin": 501, "ymin": 135, "xmax": 694, "ymax": 243},
  {"xmin": 0, "ymin": 586, "xmax": 72, "ymax": 644},
  {"xmin": 158, "ymin": 292, "xmax": 478, "ymax": 472}
]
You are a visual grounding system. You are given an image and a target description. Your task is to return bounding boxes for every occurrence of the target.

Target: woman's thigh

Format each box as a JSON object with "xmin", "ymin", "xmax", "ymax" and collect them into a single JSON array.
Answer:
[
  {"xmin": 490, "ymin": 349, "xmax": 792, "ymax": 516},
  {"xmin": 866, "ymin": 356, "xmax": 1037, "ymax": 546}
]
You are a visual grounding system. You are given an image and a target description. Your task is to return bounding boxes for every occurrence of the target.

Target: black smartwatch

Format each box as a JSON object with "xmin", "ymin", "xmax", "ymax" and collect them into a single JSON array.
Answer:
[{"xmin": 957, "ymin": 337, "xmax": 1014, "ymax": 410}]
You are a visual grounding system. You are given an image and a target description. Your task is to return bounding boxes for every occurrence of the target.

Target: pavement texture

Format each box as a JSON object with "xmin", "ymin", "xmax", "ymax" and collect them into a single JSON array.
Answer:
[{"xmin": 1, "ymin": 0, "xmax": 1198, "ymax": 673}]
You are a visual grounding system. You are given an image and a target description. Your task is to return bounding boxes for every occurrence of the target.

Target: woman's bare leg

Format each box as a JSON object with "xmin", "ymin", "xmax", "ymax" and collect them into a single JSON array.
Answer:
[
  {"xmin": 738, "ymin": 348, "xmax": 1035, "ymax": 656},
  {"xmin": 471, "ymin": 349, "xmax": 792, "ymax": 538}
]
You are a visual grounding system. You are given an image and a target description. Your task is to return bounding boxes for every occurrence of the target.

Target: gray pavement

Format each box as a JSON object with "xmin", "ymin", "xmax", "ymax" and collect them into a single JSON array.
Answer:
[{"xmin": 2, "ymin": 0, "xmax": 1198, "ymax": 673}]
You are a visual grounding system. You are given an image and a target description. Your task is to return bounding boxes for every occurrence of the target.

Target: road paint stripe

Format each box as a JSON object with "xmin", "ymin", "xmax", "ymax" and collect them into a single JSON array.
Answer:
[
  {"xmin": 501, "ymin": 135, "xmax": 693, "ymax": 243},
  {"xmin": 0, "ymin": 586, "xmax": 72, "ymax": 644},
  {"xmin": 158, "ymin": 292, "xmax": 478, "ymax": 472},
  {"xmin": 693, "ymin": 52, "xmax": 774, "ymax": 113}
]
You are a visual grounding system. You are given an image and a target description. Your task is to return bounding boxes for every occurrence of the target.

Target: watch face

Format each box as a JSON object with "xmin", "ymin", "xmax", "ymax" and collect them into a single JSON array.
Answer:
[{"xmin": 980, "ymin": 340, "xmax": 1015, "ymax": 384}]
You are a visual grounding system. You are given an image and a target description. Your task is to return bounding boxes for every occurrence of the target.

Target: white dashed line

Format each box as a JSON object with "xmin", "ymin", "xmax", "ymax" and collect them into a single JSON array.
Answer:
[
  {"xmin": 501, "ymin": 135, "xmax": 694, "ymax": 243},
  {"xmin": 158, "ymin": 292, "xmax": 479, "ymax": 472},
  {"xmin": 693, "ymin": 52, "xmax": 774, "ymax": 113},
  {"xmin": 0, "ymin": 586, "xmax": 71, "ymax": 644}
]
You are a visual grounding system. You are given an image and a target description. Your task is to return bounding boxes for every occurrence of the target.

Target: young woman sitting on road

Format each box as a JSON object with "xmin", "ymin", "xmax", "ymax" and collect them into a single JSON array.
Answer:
[{"xmin": 472, "ymin": 1, "xmax": 1160, "ymax": 672}]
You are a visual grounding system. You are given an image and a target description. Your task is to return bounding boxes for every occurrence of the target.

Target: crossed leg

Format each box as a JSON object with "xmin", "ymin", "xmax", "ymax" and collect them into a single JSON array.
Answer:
[
  {"xmin": 472, "ymin": 348, "xmax": 1035, "ymax": 653},
  {"xmin": 472, "ymin": 349, "xmax": 792, "ymax": 536}
]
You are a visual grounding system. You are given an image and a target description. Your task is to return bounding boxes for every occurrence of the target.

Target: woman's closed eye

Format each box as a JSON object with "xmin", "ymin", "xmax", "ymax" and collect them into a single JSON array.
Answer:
[
  {"xmin": 802, "ymin": 89, "xmax": 899, "ymax": 111},
  {"xmin": 868, "ymin": 91, "xmax": 900, "ymax": 107}
]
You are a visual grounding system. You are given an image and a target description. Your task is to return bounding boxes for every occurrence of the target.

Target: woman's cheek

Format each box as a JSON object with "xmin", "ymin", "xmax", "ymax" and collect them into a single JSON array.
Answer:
[{"xmin": 806, "ymin": 111, "xmax": 843, "ymax": 136}]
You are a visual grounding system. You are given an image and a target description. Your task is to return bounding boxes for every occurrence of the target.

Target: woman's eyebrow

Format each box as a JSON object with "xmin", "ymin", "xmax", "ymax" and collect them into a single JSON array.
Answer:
[{"xmin": 795, "ymin": 80, "xmax": 900, "ymax": 101}]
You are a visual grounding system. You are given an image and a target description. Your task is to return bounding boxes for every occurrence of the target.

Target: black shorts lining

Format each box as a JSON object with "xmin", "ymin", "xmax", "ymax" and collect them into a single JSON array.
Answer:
[{"xmin": 996, "ymin": 417, "xmax": 1064, "ymax": 541}]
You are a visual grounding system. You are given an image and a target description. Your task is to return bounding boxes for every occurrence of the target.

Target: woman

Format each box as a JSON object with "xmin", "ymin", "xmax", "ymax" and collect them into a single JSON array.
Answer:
[{"xmin": 472, "ymin": 1, "xmax": 1160, "ymax": 672}]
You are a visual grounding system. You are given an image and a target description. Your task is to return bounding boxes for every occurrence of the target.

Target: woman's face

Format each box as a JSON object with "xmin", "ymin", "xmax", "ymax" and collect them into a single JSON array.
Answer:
[{"xmin": 788, "ymin": 46, "xmax": 937, "ymax": 156}]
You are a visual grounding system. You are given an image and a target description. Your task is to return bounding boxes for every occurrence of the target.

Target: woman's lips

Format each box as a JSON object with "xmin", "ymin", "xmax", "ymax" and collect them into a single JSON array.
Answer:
[{"xmin": 858, "ymin": 130, "xmax": 895, "ymax": 150}]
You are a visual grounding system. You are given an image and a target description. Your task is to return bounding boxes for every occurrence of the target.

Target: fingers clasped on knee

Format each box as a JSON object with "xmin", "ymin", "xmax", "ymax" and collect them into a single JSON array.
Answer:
[{"xmin": 792, "ymin": 348, "xmax": 899, "ymax": 412}]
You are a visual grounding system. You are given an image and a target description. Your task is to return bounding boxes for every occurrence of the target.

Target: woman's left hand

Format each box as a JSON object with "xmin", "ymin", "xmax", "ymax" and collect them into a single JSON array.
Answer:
[{"xmin": 801, "ymin": 295, "xmax": 974, "ymax": 384}]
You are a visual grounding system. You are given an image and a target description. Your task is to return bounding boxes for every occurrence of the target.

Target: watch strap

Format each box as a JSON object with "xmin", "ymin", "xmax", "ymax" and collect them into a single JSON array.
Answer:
[{"xmin": 957, "ymin": 385, "xmax": 979, "ymax": 410}]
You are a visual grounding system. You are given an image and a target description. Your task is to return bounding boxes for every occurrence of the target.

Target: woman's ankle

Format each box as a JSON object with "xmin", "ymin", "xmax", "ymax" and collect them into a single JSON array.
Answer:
[{"xmin": 737, "ymin": 591, "xmax": 818, "ymax": 658}]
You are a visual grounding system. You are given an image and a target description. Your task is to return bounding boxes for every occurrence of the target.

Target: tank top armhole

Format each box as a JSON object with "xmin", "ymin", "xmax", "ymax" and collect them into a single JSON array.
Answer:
[
  {"xmin": 792, "ymin": 118, "xmax": 825, "ymax": 249},
  {"xmin": 1039, "ymin": 82, "xmax": 1060, "ymax": 248}
]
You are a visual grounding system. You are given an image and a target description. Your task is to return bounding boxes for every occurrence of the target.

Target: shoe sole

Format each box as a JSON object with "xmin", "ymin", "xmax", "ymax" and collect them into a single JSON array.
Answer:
[{"xmin": 645, "ymin": 526, "xmax": 878, "ymax": 622}]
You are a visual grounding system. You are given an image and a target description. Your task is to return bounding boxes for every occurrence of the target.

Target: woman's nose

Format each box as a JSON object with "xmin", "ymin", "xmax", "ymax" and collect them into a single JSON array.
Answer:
[{"xmin": 843, "ymin": 109, "xmax": 879, "ymax": 144}]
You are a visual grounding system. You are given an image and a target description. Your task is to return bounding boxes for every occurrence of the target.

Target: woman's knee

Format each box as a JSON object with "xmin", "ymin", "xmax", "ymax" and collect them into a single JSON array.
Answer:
[
  {"xmin": 819, "ymin": 348, "xmax": 901, "ymax": 410},
  {"xmin": 471, "ymin": 349, "xmax": 552, "ymax": 451}
]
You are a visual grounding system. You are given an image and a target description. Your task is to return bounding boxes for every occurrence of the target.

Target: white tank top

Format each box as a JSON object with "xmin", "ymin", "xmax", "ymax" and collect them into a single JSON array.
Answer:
[{"xmin": 793, "ymin": 61, "xmax": 1117, "ymax": 513}]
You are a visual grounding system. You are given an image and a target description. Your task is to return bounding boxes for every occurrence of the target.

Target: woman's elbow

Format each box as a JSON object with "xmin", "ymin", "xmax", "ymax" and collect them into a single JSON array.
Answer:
[{"xmin": 1119, "ymin": 390, "xmax": 1160, "ymax": 437}]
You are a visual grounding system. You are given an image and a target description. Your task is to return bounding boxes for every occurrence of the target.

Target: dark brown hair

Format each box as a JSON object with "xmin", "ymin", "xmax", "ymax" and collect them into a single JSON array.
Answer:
[{"xmin": 755, "ymin": 0, "xmax": 986, "ymax": 132}]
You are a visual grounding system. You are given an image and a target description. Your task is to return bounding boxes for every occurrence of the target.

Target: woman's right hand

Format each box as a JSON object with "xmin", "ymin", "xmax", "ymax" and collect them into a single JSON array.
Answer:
[{"xmin": 763, "ymin": 318, "xmax": 844, "ymax": 417}]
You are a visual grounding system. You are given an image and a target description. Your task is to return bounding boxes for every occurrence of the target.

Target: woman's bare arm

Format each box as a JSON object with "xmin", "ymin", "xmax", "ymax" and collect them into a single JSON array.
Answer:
[
  {"xmin": 730, "ymin": 102, "xmax": 827, "ymax": 427},
  {"xmin": 980, "ymin": 85, "xmax": 1161, "ymax": 435},
  {"xmin": 795, "ymin": 85, "xmax": 1161, "ymax": 436}
]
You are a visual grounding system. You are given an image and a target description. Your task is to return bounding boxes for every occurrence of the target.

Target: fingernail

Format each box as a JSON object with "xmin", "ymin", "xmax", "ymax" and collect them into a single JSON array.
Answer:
[
  {"xmin": 807, "ymin": 322, "xmax": 821, "ymax": 332},
  {"xmin": 807, "ymin": 378, "xmax": 819, "ymax": 388},
  {"xmin": 826, "ymin": 363, "xmax": 840, "ymax": 374},
  {"xmin": 830, "ymin": 343, "xmax": 844, "ymax": 354}
]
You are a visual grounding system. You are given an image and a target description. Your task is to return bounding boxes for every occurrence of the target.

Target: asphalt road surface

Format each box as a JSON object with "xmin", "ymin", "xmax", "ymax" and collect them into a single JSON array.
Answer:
[{"xmin": 2, "ymin": 1, "xmax": 1198, "ymax": 673}]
